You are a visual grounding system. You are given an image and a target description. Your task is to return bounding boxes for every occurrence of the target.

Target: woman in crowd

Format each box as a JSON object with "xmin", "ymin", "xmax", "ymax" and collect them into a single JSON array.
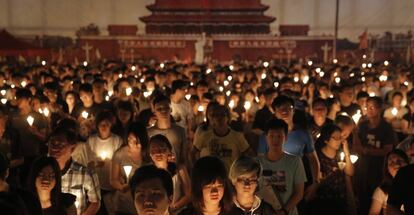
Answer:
[
  {"xmin": 369, "ymin": 149, "xmax": 409, "ymax": 215},
  {"xmin": 179, "ymin": 156, "xmax": 233, "ymax": 215},
  {"xmin": 27, "ymin": 156, "xmax": 76, "ymax": 215},
  {"xmin": 309, "ymin": 124, "xmax": 354, "ymax": 215},
  {"xmin": 148, "ymin": 134, "xmax": 191, "ymax": 214},
  {"xmin": 228, "ymin": 155, "xmax": 275, "ymax": 215},
  {"xmin": 111, "ymin": 121, "xmax": 148, "ymax": 215}
]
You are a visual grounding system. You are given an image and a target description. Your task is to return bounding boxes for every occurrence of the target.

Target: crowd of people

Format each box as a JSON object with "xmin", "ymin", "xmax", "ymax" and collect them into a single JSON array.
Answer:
[{"xmin": 0, "ymin": 58, "xmax": 413, "ymax": 215}]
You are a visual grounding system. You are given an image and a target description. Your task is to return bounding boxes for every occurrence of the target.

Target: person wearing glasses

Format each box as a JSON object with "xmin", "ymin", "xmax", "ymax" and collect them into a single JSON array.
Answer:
[{"xmin": 228, "ymin": 156, "xmax": 275, "ymax": 215}]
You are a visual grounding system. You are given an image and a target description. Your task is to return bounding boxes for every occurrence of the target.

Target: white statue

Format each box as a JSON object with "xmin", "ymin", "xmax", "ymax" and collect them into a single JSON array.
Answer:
[{"xmin": 194, "ymin": 33, "xmax": 206, "ymax": 65}]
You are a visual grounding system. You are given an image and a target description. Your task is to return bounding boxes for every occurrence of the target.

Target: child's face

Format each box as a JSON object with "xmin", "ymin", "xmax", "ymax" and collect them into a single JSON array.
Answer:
[
  {"xmin": 266, "ymin": 129, "xmax": 286, "ymax": 150},
  {"xmin": 98, "ymin": 120, "xmax": 112, "ymax": 137}
]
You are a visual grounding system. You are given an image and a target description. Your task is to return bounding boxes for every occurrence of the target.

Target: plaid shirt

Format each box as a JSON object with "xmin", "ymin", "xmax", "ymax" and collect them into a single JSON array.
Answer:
[{"xmin": 61, "ymin": 159, "xmax": 101, "ymax": 215}]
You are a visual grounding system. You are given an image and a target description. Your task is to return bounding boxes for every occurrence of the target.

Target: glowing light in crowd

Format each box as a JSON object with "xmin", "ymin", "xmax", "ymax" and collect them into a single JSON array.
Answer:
[
  {"xmin": 227, "ymin": 76, "xmax": 232, "ymax": 81},
  {"xmin": 329, "ymin": 94, "xmax": 334, "ymax": 98},
  {"xmin": 100, "ymin": 151, "xmax": 109, "ymax": 160},
  {"xmin": 263, "ymin": 61, "xmax": 269, "ymax": 68},
  {"xmin": 206, "ymin": 68, "xmax": 212, "ymax": 74},
  {"xmin": 131, "ymin": 65, "xmax": 136, "ymax": 71},
  {"xmin": 294, "ymin": 76, "xmax": 299, "ymax": 82},
  {"xmin": 315, "ymin": 68, "xmax": 321, "ymax": 73},
  {"xmin": 125, "ymin": 87, "xmax": 132, "ymax": 96},
  {"xmin": 81, "ymin": 111, "xmax": 89, "ymax": 119},
  {"xmin": 302, "ymin": 75, "xmax": 309, "ymax": 84},
  {"xmin": 340, "ymin": 112, "xmax": 349, "ymax": 116},
  {"xmin": 83, "ymin": 61, "xmax": 88, "ymax": 67},
  {"xmin": 228, "ymin": 100, "xmax": 235, "ymax": 109},
  {"xmin": 350, "ymin": 73, "xmax": 355, "ymax": 77},
  {"xmin": 391, "ymin": 107, "xmax": 398, "ymax": 116},
  {"xmin": 223, "ymin": 80, "xmax": 229, "ymax": 87},
  {"xmin": 362, "ymin": 55, "xmax": 367, "ymax": 59},
  {"xmin": 0, "ymin": 89, "xmax": 6, "ymax": 96},
  {"xmin": 367, "ymin": 63, "xmax": 372, "ymax": 68},
  {"xmin": 352, "ymin": 110, "xmax": 362, "ymax": 124},
  {"xmin": 105, "ymin": 95, "xmax": 110, "ymax": 101},
  {"xmin": 226, "ymin": 90, "xmax": 231, "ymax": 97},
  {"xmin": 350, "ymin": 155, "xmax": 359, "ymax": 164},
  {"xmin": 43, "ymin": 108, "xmax": 50, "ymax": 117},
  {"xmin": 340, "ymin": 152, "xmax": 345, "ymax": 161},
  {"xmin": 362, "ymin": 63, "xmax": 367, "ymax": 68},
  {"xmin": 21, "ymin": 81, "xmax": 27, "ymax": 87},
  {"xmin": 190, "ymin": 82, "xmax": 194, "ymax": 86},
  {"xmin": 369, "ymin": 92, "xmax": 376, "ymax": 97},
  {"xmin": 143, "ymin": 91, "xmax": 152, "ymax": 98},
  {"xmin": 379, "ymin": 74, "xmax": 388, "ymax": 82},
  {"xmin": 255, "ymin": 96, "xmax": 260, "ymax": 103},
  {"xmin": 361, "ymin": 77, "xmax": 366, "ymax": 82},
  {"xmin": 108, "ymin": 90, "xmax": 113, "ymax": 97},
  {"xmin": 338, "ymin": 152, "xmax": 346, "ymax": 170},
  {"xmin": 219, "ymin": 86, "xmax": 224, "ymax": 92},
  {"xmin": 229, "ymin": 65, "xmax": 234, "ymax": 71},
  {"xmin": 118, "ymin": 74, "xmax": 123, "ymax": 78},
  {"xmin": 334, "ymin": 72, "xmax": 338, "ymax": 77},
  {"xmin": 384, "ymin": 60, "xmax": 389, "ymax": 66},
  {"xmin": 27, "ymin": 115, "xmax": 34, "ymax": 126},
  {"xmin": 274, "ymin": 82, "xmax": 279, "ymax": 88},
  {"xmin": 244, "ymin": 101, "xmax": 251, "ymax": 110},
  {"xmin": 307, "ymin": 60, "xmax": 313, "ymax": 66},
  {"xmin": 261, "ymin": 73, "xmax": 266, "ymax": 79},
  {"xmin": 335, "ymin": 77, "xmax": 341, "ymax": 84},
  {"xmin": 319, "ymin": 71, "xmax": 325, "ymax": 77},
  {"xmin": 316, "ymin": 133, "xmax": 321, "ymax": 139},
  {"xmin": 197, "ymin": 105, "xmax": 204, "ymax": 112},
  {"xmin": 123, "ymin": 166, "xmax": 133, "ymax": 182},
  {"xmin": 1, "ymin": 98, "xmax": 7, "ymax": 104},
  {"xmin": 140, "ymin": 78, "xmax": 145, "ymax": 83},
  {"xmin": 333, "ymin": 59, "xmax": 338, "ymax": 64},
  {"xmin": 160, "ymin": 63, "xmax": 165, "ymax": 68},
  {"xmin": 41, "ymin": 60, "xmax": 46, "ymax": 66},
  {"xmin": 185, "ymin": 94, "xmax": 191, "ymax": 100},
  {"xmin": 11, "ymin": 84, "xmax": 15, "ymax": 89},
  {"xmin": 404, "ymin": 81, "xmax": 409, "ymax": 86}
]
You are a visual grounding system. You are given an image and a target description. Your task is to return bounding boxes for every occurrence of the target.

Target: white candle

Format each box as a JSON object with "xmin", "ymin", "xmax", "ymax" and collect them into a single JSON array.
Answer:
[
  {"xmin": 340, "ymin": 152, "xmax": 345, "ymax": 162},
  {"xmin": 333, "ymin": 59, "xmax": 338, "ymax": 64},
  {"xmin": 335, "ymin": 77, "xmax": 341, "ymax": 84},
  {"xmin": 350, "ymin": 155, "xmax": 359, "ymax": 164},
  {"xmin": 263, "ymin": 61, "xmax": 269, "ymax": 68},
  {"xmin": 384, "ymin": 60, "xmax": 389, "ymax": 66},
  {"xmin": 160, "ymin": 63, "xmax": 165, "ymax": 68},
  {"xmin": 27, "ymin": 115, "xmax": 34, "ymax": 126},
  {"xmin": 125, "ymin": 87, "xmax": 132, "ymax": 96},
  {"xmin": 219, "ymin": 86, "xmax": 224, "ymax": 92},
  {"xmin": 83, "ymin": 61, "xmax": 88, "ymax": 67},
  {"xmin": 229, "ymin": 65, "xmax": 234, "ymax": 71},
  {"xmin": 226, "ymin": 90, "xmax": 231, "ymax": 97},
  {"xmin": 227, "ymin": 76, "xmax": 232, "ymax": 81},
  {"xmin": 0, "ymin": 89, "xmax": 6, "ymax": 96},
  {"xmin": 307, "ymin": 60, "xmax": 313, "ymax": 66},
  {"xmin": 229, "ymin": 100, "xmax": 235, "ymax": 109},
  {"xmin": 261, "ymin": 73, "xmax": 266, "ymax": 79},
  {"xmin": 302, "ymin": 75, "xmax": 309, "ymax": 84},
  {"xmin": 244, "ymin": 101, "xmax": 251, "ymax": 111},
  {"xmin": 206, "ymin": 68, "xmax": 212, "ymax": 74},
  {"xmin": 1, "ymin": 98, "xmax": 7, "ymax": 104},
  {"xmin": 81, "ymin": 111, "xmax": 89, "ymax": 119},
  {"xmin": 197, "ymin": 105, "xmax": 204, "ymax": 112},
  {"xmin": 123, "ymin": 165, "xmax": 133, "ymax": 182},
  {"xmin": 185, "ymin": 94, "xmax": 191, "ymax": 100},
  {"xmin": 131, "ymin": 65, "xmax": 136, "ymax": 71},
  {"xmin": 41, "ymin": 60, "xmax": 46, "ymax": 66},
  {"xmin": 21, "ymin": 81, "xmax": 27, "ymax": 87},
  {"xmin": 223, "ymin": 80, "xmax": 229, "ymax": 87},
  {"xmin": 100, "ymin": 151, "xmax": 108, "ymax": 160},
  {"xmin": 352, "ymin": 110, "xmax": 362, "ymax": 124},
  {"xmin": 43, "ymin": 107, "xmax": 50, "ymax": 117},
  {"xmin": 294, "ymin": 77, "xmax": 299, "ymax": 82},
  {"xmin": 391, "ymin": 107, "xmax": 398, "ymax": 116},
  {"xmin": 274, "ymin": 82, "xmax": 279, "ymax": 88}
]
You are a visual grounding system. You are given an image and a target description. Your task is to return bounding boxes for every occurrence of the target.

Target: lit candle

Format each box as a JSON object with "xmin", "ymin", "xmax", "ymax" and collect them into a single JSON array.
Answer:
[
  {"xmin": 352, "ymin": 110, "xmax": 362, "ymax": 124},
  {"xmin": 335, "ymin": 77, "xmax": 341, "ymax": 84},
  {"xmin": 362, "ymin": 63, "xmax": 367, "ymax": 68},
  {"xmin": 307, "ymin": 60, "xmax": 313, "ymax": 66},
  {"xmin": 227, "ymin": 76, "xmax": 232, "ymax": 81},
  {"xmin": 1, "ymin": 98, "xmax": 7, "ymax": 104},
  {"xmin": 333, "ymin": 59, "xmax": 338, "ymax": 64},
  {"xmin": 319, "ymin": 71, "xmax": 325, "ymax": 77},
  {"xmin": 229, "ymin": 100, "xmax": 235, "ymax": 109},
  {"xmin": 206, "ymin": 68, "xmax": 212, "ymax": 74},
  {"xmin": 294, "ymin": 77, "xmax": 299, "ymax": 82},
  {"xmin": 340, "ymin": 152, "xmax": 345, "ymax": 161},
  {"xmin": 185, "ymin": 94, "xmax": 191, "ymax": 100},
  {"xmin": 118, "ymin": 73, "xmax": 123, "ymax": 78},
  {"xmin": 0, "ymin": 89, "xmax": 6, "ymax": 96},
  {"xmin": 123, "ymin": 165, "xmax": 133, "ymax": 183},
  {"xmin": 11, "ymin": 84, "xmax": 15, "ymax": 89},
  {"xmin": 100, "ymin": 151, "xmax": 108, "ymax": 160},
  {"xmin": 143, "ymin": 91, "xmax": 152, "ymax": 98},
  {"xmin": 274, "ymin": 82, "xmax": 279, "ymax": 88},
  {"xmin": 229, "ymin": 65, "xmax": 234, "ymax": 71},
  {"xmin": 131, "ymin": 65, "xmax": 136, "ymax": 71},
  {"xmin": 350, "ymin": 155, "xmax": 359, "ymax": 164},
  {"xmin": 219, "ymin": 86, "xmax": 224, "ymax": 92},
  {"xmin": 27, "ymin": 115, "xmax": 34, "ymax": 126},
  {"xmin": 255, "ymin": 96, "xmax": 259, "ymax": 103},
  {"xmin": 261, "ymin": 73, "xmax": 266, "ymax": 79},
  {"xmin": 223, "ymin": 80, "xmax": 229, "ymax": 87},
  {"xmin": 263, "ymin": 61, "xmax": 269, "ymax": 68},
  {"xmin": 384, "ymin": 60, "xmax": 389, "ymax": 66},
  {"xmin": 21, "ymin": 81, "xmax": 27, "ymax": 87},
  {"xmin": 83, "ymin": 61, "xmax": 88, "ymax": 67},
  {"xmin": 105, "ymin": 95, "xmax": 110, "ymax": 101},
  {"xmin": 391, "ymin": 107, "xmax": 398, "ymax": 116},
  {"xmin": 362, "ymin": 54, "xmax": 367, "ymax": 59},
  {"xmin": 226, "ymin": 90, "xmax": 231, "ymax": 97},
  {"xmin": 244, "ymin": 101, "xmax": 251, "ymax": 111},
  {"xmin": 197, "ymin": 105, "xmax": 204, "ymax": 112},
  {"xmin": 338, "ymin": 152, "xmax": 346, "ymax": 170},
  {"xmin": 81, "ymin": 111, "xmax": 89, "ymax": 119},
  {"xmin": 302, "ymin": 75, "xmax": 309, "ymax": 84},
  {"xmin": 41, "ymin": 60, "xmax": 46, "ymax": 66},
  {"xmin": 43, "ymin": 107, "xmax": 50, "ymax": 117},
  {"xmin": 316, "ymin": 133, "xmax": 321, "ymax": 139},
  {"xmin": 367, "ymin": 63, "xmax": 372, "ymax": 68},
  {"xmin": 125, "ymin": 87, "xmax": 132, "ymax": 96},
  {"xmin": 315, "ymin": 68, "xmax": 321, "ymax": 73},
  {"xmin": 160, "ymin": 63, "xmax": 165, "ymax": 68},
  {"xmin": 404, "ymin": 81, "xmax": 409, "ymax": 86},
  {"xmin": 379, "ymin": 74, "xmax": 388, "ymax": 82}
]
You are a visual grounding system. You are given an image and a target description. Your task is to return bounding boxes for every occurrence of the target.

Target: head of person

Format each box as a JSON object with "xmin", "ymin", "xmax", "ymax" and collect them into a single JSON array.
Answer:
[
  {"xmin": 43, "ymin": 82, "xmax": 59, "ymax": 103},
  {"xmin": 116, "ymin": 101, "xmax": 134, "ymax": 125},
  {"xmin": 315, "ymin": 124, "xmax": 342, "ymax": 152},
  {"xmin": 130, "ymin": 165, "xmax": 173, "ymax": 215},
  {"xmin": 391, "ymin": 92, "xmax": 404, "ymax": 108},
  {"xmin": 228, "ymin": 156, "xmax": 261, "ymax": 199},
  {"xmin": 92, "ymin": 79, "xmax": 106, "ymax": 98},
  {"xmin": 171, "ymin": 80, "xmax": 188, "ymax": 100},
  {"xmin": 127, "ymin": 122, "xmax": 149, "ymax": 158},
  {"xmin": 117, "ymin": 78, "xmax": 132, "ymax": 100},
  {"xmin": 15, "ymin": 88, "xmax": 33, "ymax": 110},
  {"xmin": 265, "ymin": 118, "xmax": 288, "ymax": 151},
  {"xmin": 149, "ymin": 134, "xmax": 173, "ymax": 166},
  {"xmin": 152, "ymin": 95, "xmax": 171, "ymax": 121},
  {"xmin": 65, "ymin": 91, "xmax": 77, "ymax": 107},
  {"xmin": 27, "ymin": 156, "xmax": 62, "ymax": 208},
  {"xmin": 335, "ymin": 115, "xmax": 355, "ymax": 140},
  {"xmin": 312, "ymin": 98, "xmax": 328, "ymax": 120},
  {"xmin": 209, "ymin": 105, "xmax": 230, "ymax": 130},
  {"xmin": 48, "ymin": 126, "xmax": 77, "ymax": 164},
  {"xmin": 356, "ymin": 91, "xmax": 369, "ymax": 111},
  {"xmin": 272, "ymin": 95, "xmax": 295, "ymax": 124},
  {"xmin": 95, "ymin": 111, "xmax": 113, "ymax": 139},
  {"xmin": 380, "ymin": 149, "xmax": 409, "ymax": 194},
  {"xmin": 196, "ymin": 81, "xmax": 209, "ymax": 99},
  {"xmin": 338, "ymin": 84, "xmax": 354, "ymax": 105},
  {"xmin": 78, "ymin": 83, "xmax": 94, "ymax": 106},
  {"xmin": 366, "ymin": 96, "xmax": 383, "ymax": 119},
  {"xmin": 191, "ymin": 156, "xmax": 232, "ymax": 214}
]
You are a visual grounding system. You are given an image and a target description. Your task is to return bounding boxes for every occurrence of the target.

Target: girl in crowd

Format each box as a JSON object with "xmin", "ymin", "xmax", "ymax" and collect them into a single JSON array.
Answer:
[
  {"xmin": 179, "ymin": 156, "xmax": 233, "ymax": 215},
  {"xmin": 111, "ymin": 122, "xmax": 148, "ymax": 215},
  {"xmin": 64, "ymin": 91, "xmax": 78, "ymax": 117},
  {"xmin": 148, "ymin": 134, "xmax": 191, "ymax": 214},
  {"xmin": 27, "ymin": 156, "xmax": 76, "ymax": 215},
  {"xmin": 310, "ymin": 124, "xmax": 354, "ymax": 215},
  {"xmin": 369, "ymin": 149, "xmax": 409, "ymax": 215},
  {"xmin": 228, "ymin": 156, "xmax": 275, "ymax": 215}
]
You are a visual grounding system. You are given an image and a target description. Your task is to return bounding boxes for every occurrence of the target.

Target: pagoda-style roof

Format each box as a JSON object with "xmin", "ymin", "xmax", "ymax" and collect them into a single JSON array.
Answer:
[
  {"xmin": 146, "ymin": 0, "xmax": 269, "ymax": 11},
  {"xmin": 140, "ymin": 14, "xmax": 275, "ymax": 24}
]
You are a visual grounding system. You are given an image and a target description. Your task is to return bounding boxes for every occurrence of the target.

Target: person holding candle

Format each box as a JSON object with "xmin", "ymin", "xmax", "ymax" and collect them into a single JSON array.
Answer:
[
  {"xmin": 148, "ymin": 134, "xmax": 191, "ymax": 214},
  {"xmin": 111, "ymin": 122, "xmax": 149, "ymax": 215},
  {"xmin": 112, "ymin": 101, "xmax": 136, "ymax": 141},
  {"xmin": 369, "ymin": 149, "xmax": 409, "ymax": 215},
  {"xmin": 178, "ymin": 156, "xmax": 233, "ymax": 215},
  {"xmin": 383, "ymin": 92, "xmax": 409, "ymax": 141},
  {"xmin": 86, "ymin": 110, "xmax": 122, "ymax": 215},
  {"xmin": 308, "ymin": 124, "xmax": 354, "ymax": 215},
  {"xmin": 310, "ymin": 98, "xmax": 333, "ymax": 142}
]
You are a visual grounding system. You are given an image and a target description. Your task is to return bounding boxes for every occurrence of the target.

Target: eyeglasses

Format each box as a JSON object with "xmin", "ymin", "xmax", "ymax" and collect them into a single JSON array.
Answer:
[{"xmin": 236, "ymin": 177, "xmax": 258, "ymax": 185}]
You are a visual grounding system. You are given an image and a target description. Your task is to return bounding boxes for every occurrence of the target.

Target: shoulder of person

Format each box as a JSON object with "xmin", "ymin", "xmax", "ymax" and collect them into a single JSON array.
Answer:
[
  {"xmin": 178, "ymin": 205, "xmax": 199, "ymax": 215},
  {"xmin": 60, "ymin": 193, "xmax": 77, "ymax": 208},
  {"xmin": 258, "ymin": 199, "xmax": 277, "ymax": 214}
]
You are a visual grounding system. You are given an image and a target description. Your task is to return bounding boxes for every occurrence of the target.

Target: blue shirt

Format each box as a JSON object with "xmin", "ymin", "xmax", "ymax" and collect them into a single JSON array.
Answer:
[{"xmin": 257, "ymin": 129, "xmax": 315, "ymax": 157}]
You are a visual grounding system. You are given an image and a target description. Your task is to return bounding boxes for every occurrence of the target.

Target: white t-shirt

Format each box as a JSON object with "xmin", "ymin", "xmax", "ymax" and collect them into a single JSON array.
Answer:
[
  {"xmin": 193, "ymin": 128, "xmax": 250, "ymax": 170},
  {"xmin": 87, "ymin": 133, "xmax": 123, "ymax": 190},
  {"xmin": 372, "ymin": 187, "xmax": 405, "ymax": 213},
  {"xmin": 171, "ymin": 100, "xmax": 193, "ymax": 130},
  {"xmin": 258, "ymin": 153, "xmax": 307, "ymax": 215}
]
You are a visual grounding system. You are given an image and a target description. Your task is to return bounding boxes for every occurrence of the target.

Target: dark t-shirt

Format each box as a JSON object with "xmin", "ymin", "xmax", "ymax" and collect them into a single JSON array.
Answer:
[
  {"xmin": 340, "ymin": 103, "xmax": 361, "ymax": 116},
  {"xmin": 310, "ymin": 117, "xmax": 333, "ymax": 142},
  {"xmin": 358, "ymin": 119, "xmax": 398, "ymax": 150},
  {"xmin": 72, "ymin": 103, "xmax": 101, "ymax": 119},
  {"xmin": 387, "ymin": 164, "xmax": 414, "ymax": 214},
  {"xmin": 316, "ymin": 150, "xmax": 347, "ymax": 200}
]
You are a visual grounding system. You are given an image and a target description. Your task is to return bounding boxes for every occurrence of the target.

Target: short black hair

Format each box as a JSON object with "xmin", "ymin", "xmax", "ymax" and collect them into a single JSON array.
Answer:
[
  {"xmin": 15, "ymin": 88, "xmax": 32, "ymax": 100},
  {"xmin": 367, "ymin": 96, "xmax": 383, "ymax": 109},
  {"xmin": 152, "ymin": 94, "xmax": 170, "ymax": 107},
  {"xmin": 356, "ymin": 91, "xmax": 369, "ymax": 100},
  {"xmin": 78, "ymin": 83, "xmax": 93, "ymax": 93},
  {"xmin": 271, "ymin": 95, "xmax": 295, "ymax": 110},
  {"xmin": 129, "ymin": 165, "xmax": 173, "ymax": 198},
  {"xmin": 171, "ymin": 80, "xmax": 188, "ymax": 94},
  {"xmin": 95, "ymin": 110, "xmax": 113, "ymax": 128},
  {"xmin": 312, "ymin": 98, "xmax": 327, "ymax": 108},
  {"xmin": 265, "ymin": 118, "xmax": 288, "ymax": 135}
]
